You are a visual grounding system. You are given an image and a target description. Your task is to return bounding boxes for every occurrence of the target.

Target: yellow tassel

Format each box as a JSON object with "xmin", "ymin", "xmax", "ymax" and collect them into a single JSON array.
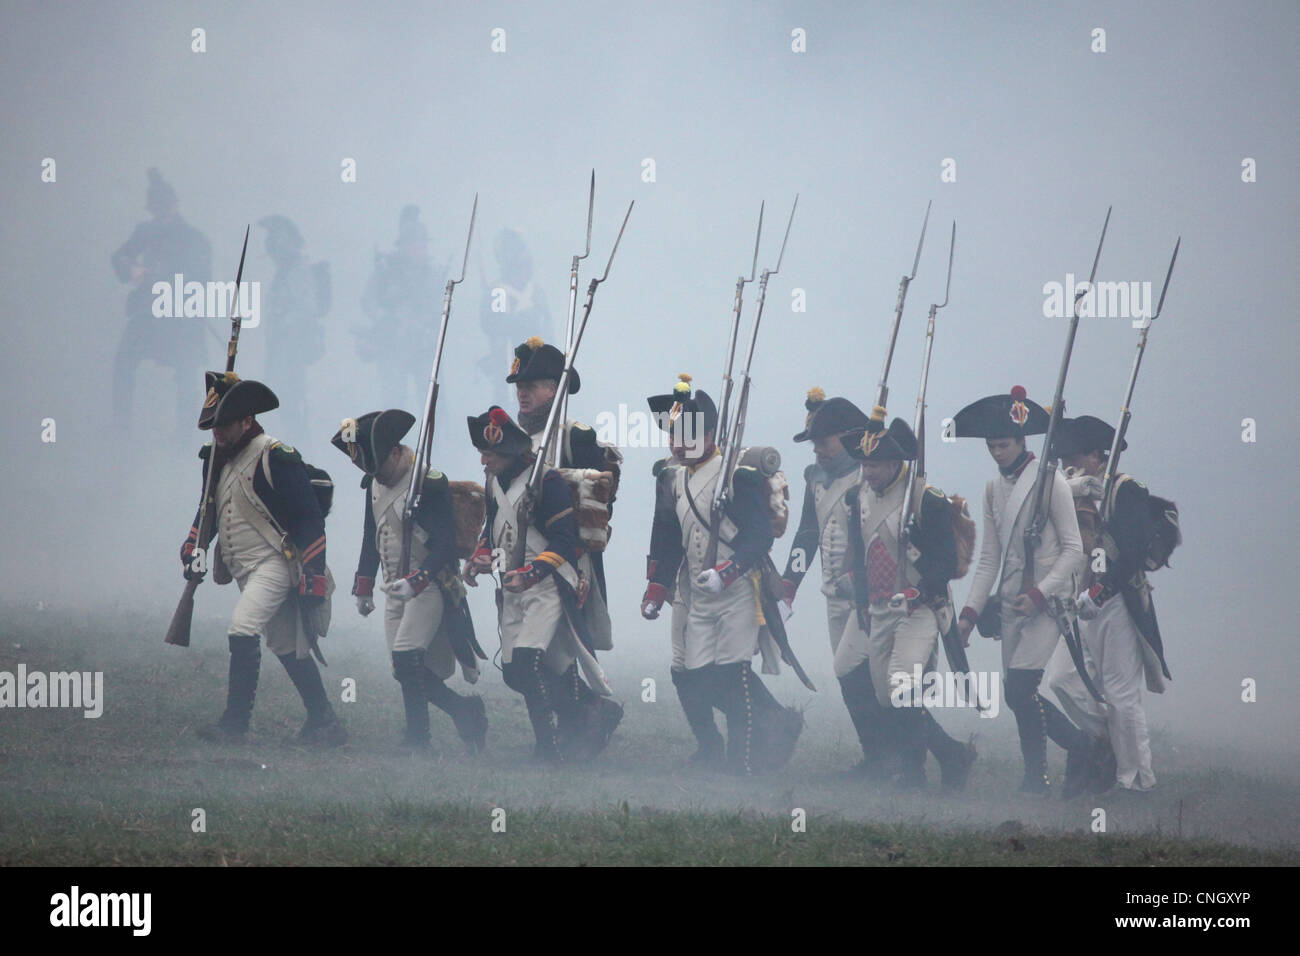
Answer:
[
  {"xmin": 673, "ymin": 381, "xmax": 691, "ymax": 394},
  {"xmin": 871, "ymin": 404, "xmax": 887, "ymax": 421},
  {"xmin": 222, "ymin": 371, "xmax": 240, "ymax": 384},
  {"xmin": 525, "ymin": 335, "xmax": 544, "ymax": 349},
  {"xmin": 806, "ymin": 386, "xmax": 825, "ymax": 402}
]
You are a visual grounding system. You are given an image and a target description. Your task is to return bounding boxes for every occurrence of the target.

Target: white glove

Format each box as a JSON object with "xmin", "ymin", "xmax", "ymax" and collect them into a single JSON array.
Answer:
[
  {"xmin": 383, "ymin": 577, "xmax": 416, "ymax": 601},
  {"xmin": 1066, "ymin": 474, "xmax": 1103, "ymax": 499},
  {"xmin": 695, "ymin": 568, "xmax": 723, "ymax": 595},
  {"xmin": 1076, "ymin": 588, "xmax": 1101, "ymax": 621},
  {"xmin": 356, "ymin": 594, "xmax": 375, "ymax": 616}
]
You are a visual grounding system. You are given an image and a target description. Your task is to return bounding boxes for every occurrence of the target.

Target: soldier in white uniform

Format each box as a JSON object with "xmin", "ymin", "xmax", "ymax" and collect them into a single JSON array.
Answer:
[
  {"xmin": 1044, "ymin": 415, "xmax": 1171, "ymax": 793},
  {"xmin": 181, "ymin": 372, "xmax": 345, "ymax": 746},
  {"xmin": 506, "ymin": 337, "xmax": 623, "ymax": 753},
  {"xmin": 640, "ymin": 375, "xmax": 803, "ymax": 775},
  {"xmin": 953, "ymin": 386, "xmax": 1090, "ymax": 794},
  {"xmin": 463, "ymin": 407, "xmax": 621, "ymax": 763},
  {"xmin": 831, "ymin": 410, "xmax": 974, "ymax": 789},
  {"xmin": 331, "ymin": 409, "xmax": 488, "ymax": 754}
]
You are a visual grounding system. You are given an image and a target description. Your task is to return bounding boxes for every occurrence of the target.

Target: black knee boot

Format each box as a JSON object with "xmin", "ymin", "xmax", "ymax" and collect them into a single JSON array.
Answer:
[
  {"xmin": 425, "ymin": 672, "xmax": 488, "ymax": 754},
  {"xmin": 199, "ymin": 634, "xmax": 261, "ymax": 742},
  {"xmin": 391, "ymin": 649, "xmax": 431, "ymax": 750},
  {"xmin": 712, "ymin": 662, "xmax": 759, "ymax": 776},
  {"xmin": 672, "ymin": 666, "xmax": 725, "ymax": 766},
  {"xmin": 278, "ymin": 652, "xmax": 346, "ymax": 746},
  {"xmin": 504, "ymin": 648, "xmax": 561, "ymax": 763},
  {"xmin": 893, "ymin": 705, "xmax": 929, "ymax": 789},
  {"xmin": 1004, "ymin": 668, "xmax": 1050, "ymax": 793},
  {"xmin": 838, "ymin": 660, "xmax": 890, "ymax": 778}
]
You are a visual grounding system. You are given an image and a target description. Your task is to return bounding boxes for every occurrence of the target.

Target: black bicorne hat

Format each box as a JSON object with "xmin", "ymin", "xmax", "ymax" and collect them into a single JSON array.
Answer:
[
  {"xmin": 331, "ymin": 409, "xmax": 416, "ymax": 475},
  {"xmin": 845, "ymin": 407, "xmax": 918, "ymax": 461},
  {"xmin": 468, "ymin": 406, "xmax": 533, "ymax": 458},
  {"xmin": 198, "ymin": 371, "xmax": 279, "ymax": 430},
  {"xmin": 647, "ymin": 374, "xmax": 719, "ymax": 439},
  {"xmin": 795, "ymin": 391, "xmax": 870, "ymax": 443},
  {"xmin": 506, "ymin": 336, "xmax": 580, "ymax": 393},
  {"xmin": 1053, "ymin": 415, "xmax": 1127, "ymax": 458},
  {"xmin": 952, "ymin": 385, "xmax": 1050, "ymax": 440}
]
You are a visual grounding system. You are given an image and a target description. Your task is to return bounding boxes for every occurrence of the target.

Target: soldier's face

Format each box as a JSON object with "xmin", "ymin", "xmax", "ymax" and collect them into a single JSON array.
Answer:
[
  {"xmin": 986, "ymin": 437, "xmax": 1024, "ymax": 469},
  {"xmin": 212, "ymin": 416, "xmax": 253, "ymax": 448},
  {"xmin": 670, "ymin": 429, "xmax": 714, "ymax": 464},
  {"xmin": 862, "ymin": 459, "xmax": 901, "ymax": 493},
  {"xmin": 481, "ymin": 449, "xmax": 513, "ymax": 475},
  {"xmin": 812, "ymin": 433, "xmax": 844, "ymax": 465},
  {"xmin": 1062, "ymin": 450, "xmax": 1103, "ymax": 477},
  {"xmin": 516, "ymin": 379, "xmax": 557, "ymax": 414},
  {"xmin": 376, "ymin": 446, "xmax": 405, "ymax": 484}
]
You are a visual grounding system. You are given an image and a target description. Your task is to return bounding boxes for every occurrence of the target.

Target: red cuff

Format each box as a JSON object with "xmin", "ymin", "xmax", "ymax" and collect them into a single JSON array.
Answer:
[
  {"xmin": 299, "ymin": 574, "xmax": 328, "ymax": 599},
  {"xmin": 960, "ymin": 606, "xmax": 980, "ymax": 626},
  {"xmin": 353, "ymin": 575, "xmax": 375, "ymax": 597},
  {"xmin": 716, "ymin": 561, "xmax": 743, "ymax": 588},
  {"xmin": 405, "ymin": 569, "xmax": 431, "ymax": 595},
  {"xmin": 643, "ymin": 582, "xmax": 668, "ymax": 605},
  {"xmin": 1026, "ymin": 588, "xmax": 1048, "ymax": 612},
  {"xmin": 781, "ymin": 578, "xmax": 798, "ymax": 605}
]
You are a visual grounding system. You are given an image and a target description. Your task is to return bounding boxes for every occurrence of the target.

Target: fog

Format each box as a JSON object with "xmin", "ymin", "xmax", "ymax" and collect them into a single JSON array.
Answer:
[{"xmin": 3, "ymin": 0, "xmax": 1297, "ymax": 771}]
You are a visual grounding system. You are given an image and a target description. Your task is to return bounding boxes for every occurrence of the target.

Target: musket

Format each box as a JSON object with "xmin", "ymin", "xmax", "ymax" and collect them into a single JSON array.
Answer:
[
  {"xmin": 1023, "ymin": 206, "xmax": 1111, "ymax": 580},
  {"xmin": 1021, "ymin": 207, "xmax": 1112, "ymax": 705},
  {"xmin": 1099, "ymin": 238, "xmax": 1180, "ymax": 518},
  {"xmin": 165, "ymin": 226, "xmax": 251, "ymax": 648},
  {"xmin": 699, "ymin": 197, "xmax": 815, "ymax": 692},
  {"xmin": 509, "ymin": 200, "xmax": 634, "ymax": 695},
  {"xmin": 704, "ymin": 196, "xmax": 796, "ymax": 570},
  {"xmin": 872, "ymin": 201, "xmax": 931, "ymax": 413},
  {"xmin": 400, "ymin": 194, "xmax": 477, "ymax": 578},
  {"xmin": 545, "ymin": 171, "xmax": 596, "ymax": 468},
  {"xmin": 713, "ymin": 202, "xmax": 764, "ymax": 455}
]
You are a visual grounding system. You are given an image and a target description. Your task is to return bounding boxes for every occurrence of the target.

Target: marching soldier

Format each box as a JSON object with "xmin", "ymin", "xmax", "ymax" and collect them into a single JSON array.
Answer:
[
  {"xmin": 780, "ymin": 389, "xmax": 870, "ymax": 652},
  {"xmin": 463, "ymin": 406, "xmax": 621, "ymax": 763},
  {"xmin": 1044, "ymin": 415, "xmax": 1170, "ymax": 793},
  {"xmin": 506, "ymin": 337, "xmax": 624, "ymax": 749},
  {"xmin": 640, "ymin": 375, "xmax": 803, "ymax": 775},
  {"xmin": 182, "ymin": 372, "xmax": 345, "ymax": 746},
  {"xmin": 953, "ymin": 386, "xmax": 1090, "ymax": 794},
  {"xmin": 331, "ymin": 410, "xmax": 488, "ymax": 754},
  {"xmin": 831, "ymin": 409, "xmax": 974, "ymax": 789},
  {"xmin": 111, "ymin": 167, "xmax": 212, "ymax": 432}
]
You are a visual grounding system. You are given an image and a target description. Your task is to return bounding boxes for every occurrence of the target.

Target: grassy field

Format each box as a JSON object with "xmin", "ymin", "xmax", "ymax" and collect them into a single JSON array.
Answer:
[{"xmin": 2, "ymin": 602, "xmax": 1298, "ymax": 866}]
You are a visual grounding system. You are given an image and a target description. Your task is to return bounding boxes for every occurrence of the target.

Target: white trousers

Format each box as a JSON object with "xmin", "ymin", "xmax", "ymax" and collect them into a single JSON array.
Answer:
[
  {"xmin": 228, "ymin": 557, "xmax": 301, "ymax": 657},
  {"xmin": 1045, "ymin": 597, "xmax": 1155, "ymax": 790}
]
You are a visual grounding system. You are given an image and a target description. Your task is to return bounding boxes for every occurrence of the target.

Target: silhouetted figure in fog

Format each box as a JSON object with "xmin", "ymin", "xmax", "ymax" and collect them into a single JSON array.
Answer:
[
  {"xmin": 478, "ymin": 228, "xmax": 551, "ymax": 408},
  {"xmin": 111, "ymin": 168, "xmax": 211, "ymax": 432},
  {"xmin": 359, "ymin": 205, "xmax": 446, "ymax": 409},
  {"xmin": 260, "ymin": 214, "xmax": 329, "ymax": 440}
]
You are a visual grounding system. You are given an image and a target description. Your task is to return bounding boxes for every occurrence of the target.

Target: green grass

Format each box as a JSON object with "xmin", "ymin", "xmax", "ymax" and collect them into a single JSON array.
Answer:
[{"xmin": 2, "ymin": 603, "xmax": 1298, "ymax": 866}]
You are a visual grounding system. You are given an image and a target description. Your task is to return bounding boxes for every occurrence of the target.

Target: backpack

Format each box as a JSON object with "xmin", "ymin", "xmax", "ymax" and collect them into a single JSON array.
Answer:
[
  {"xmin": 1105, "ymin": 475, "xmax": 1182, "ymax": 572},
  {"xmin": 737, "ymin": 446, "xmax": 790, "ymax": 538},
  {"xmin": 947, "ymin": 493, "xmax": 977, "ymax": 579},
  {"xmin": 449, "ymin": 480, "xmax": 487, "ymax": 559},
  {"xmin": 260, "ymin": 442, "xmax": 333, "ymax": 519}
]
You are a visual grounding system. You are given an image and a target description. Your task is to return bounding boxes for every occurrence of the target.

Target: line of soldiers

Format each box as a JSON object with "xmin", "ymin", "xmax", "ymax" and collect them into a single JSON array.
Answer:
[{"xmin": 180, "ymin": 348, "xmax": 1169, "ymax": 793}]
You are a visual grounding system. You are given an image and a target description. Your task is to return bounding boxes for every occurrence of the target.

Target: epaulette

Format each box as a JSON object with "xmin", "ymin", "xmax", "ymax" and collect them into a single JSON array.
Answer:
[
  {"xmin": 269, "ymin": 442, "xmax": 303, "ymax": 464},
  {"xmin": 199, "ymin": 441, "xmax": 213, "ymax": 460},
  {"xmin": 803, "ymin": 462, "xmax": 815, "ymax": 482},
  {"xmin": 360, "ymin": 474, "xmax": 373, "ymax": 489},
  {"xmin": 569, "ymin": 422, "xmax": 597, "ymax": 445},
  {"xmin": 423, "ymin": 467, "xmax": 449, "ymax": 492},
  {"xmin": 651, "ymin": 457, "xmax": 672, "ymax": 478},
  {"xmin": 732, "ymin": 464, "xmax": 761, "ymax": 487}
]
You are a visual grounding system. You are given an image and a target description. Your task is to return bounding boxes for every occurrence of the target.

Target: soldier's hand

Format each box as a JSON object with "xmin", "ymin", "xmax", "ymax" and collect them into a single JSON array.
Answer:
[
  {"xmin": 1075, "ymin": 586, "xmax": 1102, "ymax": 621},
  {"xmin": 356, "ymin": 594, "xmax": 375, "ymax": 616},
  {"xmin": 957, "ymin": 617, "xmax": 974, "ymax": 646},
  {"xmin": 696, "ymin": 561, "xmax": 741, "ymax": 595},
  {"xmin": 641, "ymin": 583, "xmax": 668, "ymax": 620},
  {"xmin": 502, "ymin": 564, "xmax": 541, "ymax": 593}
]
